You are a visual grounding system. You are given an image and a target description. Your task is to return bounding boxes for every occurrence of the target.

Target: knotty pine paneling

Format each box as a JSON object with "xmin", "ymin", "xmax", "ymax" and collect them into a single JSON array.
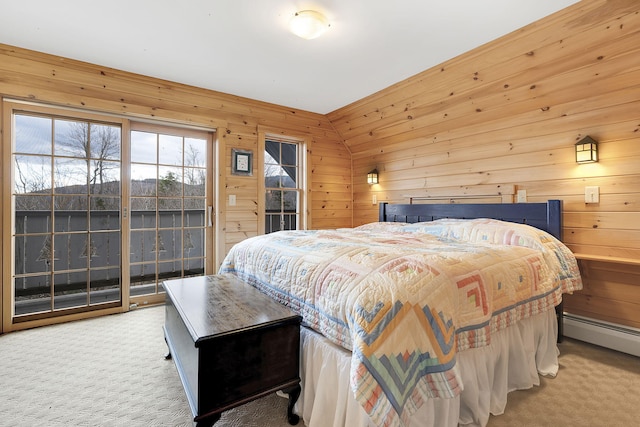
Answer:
[
  {"xmin": 0, "ymin": 44, "xmax": 351, "ymax": 273},
  {"xmin": 565, "ymin": 259, "xmax": 640, "ymax": 328},
  {"xmin": 327, "ymin": 0, "xmax": 640, "ymax": 329}
]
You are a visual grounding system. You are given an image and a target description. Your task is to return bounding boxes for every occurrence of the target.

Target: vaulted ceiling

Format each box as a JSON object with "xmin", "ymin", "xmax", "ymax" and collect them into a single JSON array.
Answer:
[{"xmin": 0, "ymin": 0, "xmax": 579, "ymax": 114}]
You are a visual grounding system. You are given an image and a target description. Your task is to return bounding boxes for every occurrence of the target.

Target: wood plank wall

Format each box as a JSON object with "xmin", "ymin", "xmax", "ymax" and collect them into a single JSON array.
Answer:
[
  {"xmin": 1, "ymin": 1, "xmax": 638, "ymax": 331},
  {"xmin": 327, "ymin": 0, "xmax": 640, "ymax": 329},
  {"xmin": 0, "ymin": 44, "xmax": 352, "ymax": 270}
]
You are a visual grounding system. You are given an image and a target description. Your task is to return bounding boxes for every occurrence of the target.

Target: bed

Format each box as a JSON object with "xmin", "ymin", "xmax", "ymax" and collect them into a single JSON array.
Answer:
[{"xmin": 218, "ymin": 200, "xmax": 582, "ymax": 427}]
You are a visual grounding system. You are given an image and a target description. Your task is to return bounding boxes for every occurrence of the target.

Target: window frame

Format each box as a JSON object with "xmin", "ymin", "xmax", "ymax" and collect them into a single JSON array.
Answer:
[
  {"xmin": 1, "ymin": 100, "xmax": 216, "ymax": 332},
  {"xmin": 2, "ymin": 101, "xmax": 129, "ymax": 330},
  {"xmin": 128, "ymin": 121, "xmax": 214, "ymax": 307},
  {"xmin": 258, "ymin": 131, "xmax": 310, "ymax": 234}
]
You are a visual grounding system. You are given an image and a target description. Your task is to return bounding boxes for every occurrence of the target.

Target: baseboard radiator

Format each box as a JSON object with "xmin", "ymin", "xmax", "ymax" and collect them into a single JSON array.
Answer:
[{"xmin": 563, "ymin": 313, "xmax": 640, "ymax": 358}]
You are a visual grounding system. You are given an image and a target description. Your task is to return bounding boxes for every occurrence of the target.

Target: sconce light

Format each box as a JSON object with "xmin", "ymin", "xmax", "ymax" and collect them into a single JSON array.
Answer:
[
  {"xmin": 575, "ymin": 136, "xmax": 598, "ymax": 163},
  {"xmin": 290, "ymin": 10, "xmax": 330, "ymax": 40},
  {"xmin": 367, "ymin": 169, "xmax": 379, "ymax": 185}
]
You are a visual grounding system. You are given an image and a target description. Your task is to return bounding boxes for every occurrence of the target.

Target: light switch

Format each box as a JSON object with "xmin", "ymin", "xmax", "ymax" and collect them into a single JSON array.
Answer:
[
  {"xmin": 372, "ymin": 194, "xmax": 377, "ymax": 205},
  {"xmin": 229, "ymin": 194, "xmax": 236, "ymax": 206},
  {"xmin": 517, "ymin": 189, "xmax": 527, "ymax": 203},
  {"xmin": 585, "ymin": 186, "xmax": 599, "ymax": 204}
]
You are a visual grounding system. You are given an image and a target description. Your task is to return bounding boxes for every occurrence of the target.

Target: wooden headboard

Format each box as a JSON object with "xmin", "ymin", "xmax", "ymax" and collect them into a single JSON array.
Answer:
[{"xmin": 379, "ymin": 200, "xmax": 563, "ymax": 240}]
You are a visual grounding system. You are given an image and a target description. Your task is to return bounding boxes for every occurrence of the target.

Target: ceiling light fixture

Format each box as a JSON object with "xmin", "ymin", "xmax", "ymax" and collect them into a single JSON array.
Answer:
[{"xmin": 290, "ymin": 10, "xmax": 330, "ymax": 40}]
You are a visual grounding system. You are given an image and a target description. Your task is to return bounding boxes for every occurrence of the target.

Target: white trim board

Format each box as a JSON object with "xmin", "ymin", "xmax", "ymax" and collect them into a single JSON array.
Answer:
[{"xmin": 563, "ymin": 313, "xmax": 640, "ymax": 358}]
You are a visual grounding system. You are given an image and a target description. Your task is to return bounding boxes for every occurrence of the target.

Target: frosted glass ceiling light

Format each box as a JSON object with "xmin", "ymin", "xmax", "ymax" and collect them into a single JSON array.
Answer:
[{"xmin": 290, "ymin": 10, "xmax": 330, "ymax": 40}]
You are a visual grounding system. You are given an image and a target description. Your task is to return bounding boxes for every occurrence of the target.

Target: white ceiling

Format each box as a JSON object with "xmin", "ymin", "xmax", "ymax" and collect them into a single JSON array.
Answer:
[{"xmin": 0, "ymin": 0, "xmax": 579, "ymax": 114}]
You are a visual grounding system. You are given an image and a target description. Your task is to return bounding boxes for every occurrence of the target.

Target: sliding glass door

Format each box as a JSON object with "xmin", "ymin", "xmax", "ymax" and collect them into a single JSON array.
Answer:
[
  {"xmin": 129, "ymin": 124, "xmax": 212, "ymax": 304},
  {"xmin": 6, "ymin": 102, "xmax": 215, "ymax": 327},
  {"xmin": 12, "ymin": 112, "xmax": 122, "ymax": 318}
]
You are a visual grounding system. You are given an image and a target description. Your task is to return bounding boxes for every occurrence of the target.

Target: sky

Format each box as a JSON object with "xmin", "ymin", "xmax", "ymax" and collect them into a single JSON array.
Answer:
[{"xmin": 13, "ymin": 114, "xmax": 207, "ymax": 194}]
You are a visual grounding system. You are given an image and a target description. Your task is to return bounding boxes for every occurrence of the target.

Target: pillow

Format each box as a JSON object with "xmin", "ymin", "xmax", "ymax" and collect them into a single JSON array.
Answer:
[
  {"xmin": 351, "ymin": 222, "xmax": 409, "ymax": 233},
  {"xmin": 397, "ymin": 218, "xmax": 555, "ymax": 252}
]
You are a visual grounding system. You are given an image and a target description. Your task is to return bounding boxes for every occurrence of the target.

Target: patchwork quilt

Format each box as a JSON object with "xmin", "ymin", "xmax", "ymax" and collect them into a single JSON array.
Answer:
[{"xmin": 219, "ymin": 219, "xmax": 582, "ymax": 427}]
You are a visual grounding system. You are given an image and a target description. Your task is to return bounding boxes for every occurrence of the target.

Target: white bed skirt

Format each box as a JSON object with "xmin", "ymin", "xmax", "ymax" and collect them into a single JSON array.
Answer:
[{"xmin": 295, "ymin": 309, "xmax": 559, "ymax": 427}]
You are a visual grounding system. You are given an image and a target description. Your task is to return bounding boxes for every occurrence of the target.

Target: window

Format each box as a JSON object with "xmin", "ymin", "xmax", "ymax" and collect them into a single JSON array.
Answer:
[
  {"xmin": 264, "ymin": 139, "xmax": 303, "ymax": 234},
  {"xmin": 12, "ymin": 112, "xmax": 122, "ymax": 317},
  {"xmin": 129, "ymin": 126, "xmax": 211, "ymax": 298}
]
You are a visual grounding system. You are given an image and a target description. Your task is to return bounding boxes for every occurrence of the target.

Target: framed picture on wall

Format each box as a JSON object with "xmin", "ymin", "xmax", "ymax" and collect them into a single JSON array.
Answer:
[{"xmin": 232, "ymin": 149, "xmax": 253, "ymax": 176}]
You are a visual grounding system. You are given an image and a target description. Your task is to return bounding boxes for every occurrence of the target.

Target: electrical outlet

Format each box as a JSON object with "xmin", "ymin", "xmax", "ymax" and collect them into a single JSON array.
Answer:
[{"xmin": 585, "ymin": 186, "xmax": 599, "ymax": 204}]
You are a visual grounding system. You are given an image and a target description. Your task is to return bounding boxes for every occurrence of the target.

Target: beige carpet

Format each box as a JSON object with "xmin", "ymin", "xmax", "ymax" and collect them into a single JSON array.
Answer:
[{"xmin": 0, "ymin": 305, "xmax": 638, "ymax": 427}]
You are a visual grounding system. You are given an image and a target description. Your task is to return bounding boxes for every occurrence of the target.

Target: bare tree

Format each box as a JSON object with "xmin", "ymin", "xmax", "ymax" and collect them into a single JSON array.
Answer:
[
  {"xmin": 14, "ymin": 156, "xmax": 52, "ymax": 210},
  {"xmin": 57, "ymin": 122, "xmax": 120, "ymax": 195},
  {"xmin": 183, "ymin": 143, "xmax": 206, "ymax": 197},
  {"xmin": 90, "ymin": 125, "xmax": 120, "ymax": 193}
]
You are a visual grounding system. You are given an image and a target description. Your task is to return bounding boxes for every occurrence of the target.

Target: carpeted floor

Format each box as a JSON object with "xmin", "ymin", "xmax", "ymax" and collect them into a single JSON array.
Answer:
[{"xmin": 0, "ymin": 305, "xmax": 638, "ymax": 427}]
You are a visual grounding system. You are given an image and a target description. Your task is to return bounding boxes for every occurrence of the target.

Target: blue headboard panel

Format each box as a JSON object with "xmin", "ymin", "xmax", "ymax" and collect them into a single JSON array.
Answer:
[{"xmin": 379, "ymin": 200, "xmax": 563, "ymax": 240}]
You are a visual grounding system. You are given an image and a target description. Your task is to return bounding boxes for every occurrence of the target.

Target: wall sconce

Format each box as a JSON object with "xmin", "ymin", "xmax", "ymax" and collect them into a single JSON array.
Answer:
[
  {"xmin": 290, "ymin": 10, "xmax": 330, "ymax": 40},
  {"xmin": 367, "ymin": 169, "xmax": 379, "ymax": 185},
  {"xmin": 575, "ymin": 136, "xmax": 598, "ymax": 163}
]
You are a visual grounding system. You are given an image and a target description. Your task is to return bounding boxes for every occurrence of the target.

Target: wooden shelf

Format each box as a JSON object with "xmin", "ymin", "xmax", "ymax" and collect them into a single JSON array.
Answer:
[{"xmin": 573, "ymin": 253, "xmax": 640, "ymax": 266}]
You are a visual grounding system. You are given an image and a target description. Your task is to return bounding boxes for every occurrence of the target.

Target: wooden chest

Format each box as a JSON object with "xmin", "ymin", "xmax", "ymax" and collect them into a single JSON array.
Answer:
[{"xmin": 163, "ymin": 274, "xmax": 302, "ymax": 427}]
